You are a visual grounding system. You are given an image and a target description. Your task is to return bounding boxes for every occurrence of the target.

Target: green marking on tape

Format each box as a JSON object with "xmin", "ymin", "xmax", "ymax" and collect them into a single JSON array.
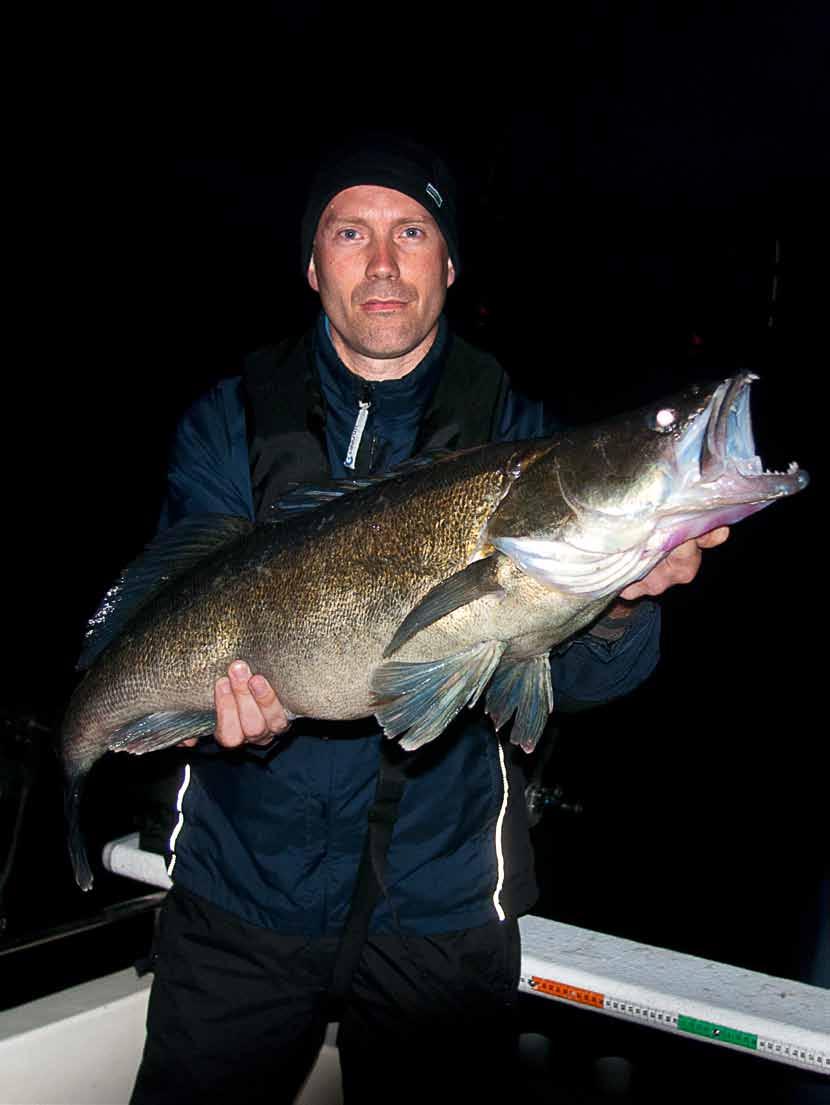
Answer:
[{"xmin": 678, "ymin": 1015, "xmax": 757, "ymax": 1050}]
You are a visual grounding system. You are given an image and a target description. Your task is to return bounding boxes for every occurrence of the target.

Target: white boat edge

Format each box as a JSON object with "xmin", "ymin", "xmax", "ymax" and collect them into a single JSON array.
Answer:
[{"xmin": 0, "ymin": 833, "xmax": 826, "ymax": 1103}]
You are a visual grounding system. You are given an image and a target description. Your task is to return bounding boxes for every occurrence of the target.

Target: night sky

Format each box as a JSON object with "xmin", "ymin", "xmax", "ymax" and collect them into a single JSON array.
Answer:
[{"xmin": 4, "ymin": 3, "xmax": 828, "ymax": 979}]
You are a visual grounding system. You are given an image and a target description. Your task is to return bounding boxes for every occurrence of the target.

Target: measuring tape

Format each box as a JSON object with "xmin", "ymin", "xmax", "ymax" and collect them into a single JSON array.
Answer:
[{"xmin": 522, "ymin": 973, "xmax": 830, "ymax": 1075}]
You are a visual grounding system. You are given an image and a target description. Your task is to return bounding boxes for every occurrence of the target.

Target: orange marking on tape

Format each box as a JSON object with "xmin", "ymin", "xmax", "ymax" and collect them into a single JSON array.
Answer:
[{"xmin": 530, "ymin": 976, "xmax": 605, "ymax": 1008}]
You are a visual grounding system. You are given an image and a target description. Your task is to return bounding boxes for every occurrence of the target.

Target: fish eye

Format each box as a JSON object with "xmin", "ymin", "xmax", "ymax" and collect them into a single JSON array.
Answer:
[{"xmin": 653, "ymin": 407, "xmax": 678, "ymax": 432}]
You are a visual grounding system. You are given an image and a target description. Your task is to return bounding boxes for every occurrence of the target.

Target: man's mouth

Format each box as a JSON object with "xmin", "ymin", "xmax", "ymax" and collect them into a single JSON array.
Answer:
[{"xmin": 360, "ymin": 299, "xmax": 410, "ymax": 312}]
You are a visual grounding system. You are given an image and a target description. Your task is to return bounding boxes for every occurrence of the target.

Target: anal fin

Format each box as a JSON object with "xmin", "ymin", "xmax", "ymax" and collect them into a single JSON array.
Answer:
[
  {"xmin": 107, "ymin": 710, "xmax": 216, "ymax": 755},
  {"xmin": 485, "ymin": 654, "xmax": 554, "ymax": 753},
  {"xmin": 372, "ymin": 639, "xmax": 506, "ymax": 751}
]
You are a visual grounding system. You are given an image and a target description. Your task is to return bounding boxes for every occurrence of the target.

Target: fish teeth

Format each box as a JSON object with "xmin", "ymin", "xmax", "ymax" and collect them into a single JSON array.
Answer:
[{"xmin": 762, "ymin": 462, "xmax": 800, "ymax": 476}]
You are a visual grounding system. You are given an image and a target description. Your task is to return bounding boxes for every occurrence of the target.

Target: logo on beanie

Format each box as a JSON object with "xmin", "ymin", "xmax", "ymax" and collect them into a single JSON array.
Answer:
[{"xmin": 425, "ymin": 182, "xmax": 443, "ymax": 208}]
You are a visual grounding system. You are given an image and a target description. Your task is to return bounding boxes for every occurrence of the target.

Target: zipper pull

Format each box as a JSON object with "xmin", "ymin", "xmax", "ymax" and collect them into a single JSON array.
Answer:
[{"xmin": 344, "ymin": 389, "xmax": 372, "ymax": 470}]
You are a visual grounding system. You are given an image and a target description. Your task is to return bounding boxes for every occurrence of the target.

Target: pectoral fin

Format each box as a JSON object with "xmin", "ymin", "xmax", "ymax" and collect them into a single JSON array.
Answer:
[
  {"xmin": 485, "ymin": 654, "xmax": 554, "ymax": 753},
  {"xmin": 383, "ymin": 556, "xmax": 505, "ymax": 659},
  {"xmin": 372, "ymin": 639, "xmax": 506, "ymax": 751}
]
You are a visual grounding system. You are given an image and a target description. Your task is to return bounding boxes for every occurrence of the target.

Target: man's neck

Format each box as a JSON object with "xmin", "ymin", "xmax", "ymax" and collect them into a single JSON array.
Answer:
[{"xmin": 329, "ymin": 326, "xmax": 439, "ymax": 381}]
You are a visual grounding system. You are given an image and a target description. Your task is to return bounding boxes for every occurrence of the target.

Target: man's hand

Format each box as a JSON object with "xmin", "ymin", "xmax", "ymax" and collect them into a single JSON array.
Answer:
[
  {"xmin": 179, "ymin": 661, "xmax": 291, "ymax": 749},
  {"xmin": 620, "ymin": 527, "xmax": 730, "ymax": 601}
]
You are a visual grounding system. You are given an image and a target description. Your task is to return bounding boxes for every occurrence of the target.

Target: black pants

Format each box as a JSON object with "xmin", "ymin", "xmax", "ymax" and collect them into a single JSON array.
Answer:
[{"xmin": 130, "ymin": 887, "xmax": 521, "ymax": 1105}]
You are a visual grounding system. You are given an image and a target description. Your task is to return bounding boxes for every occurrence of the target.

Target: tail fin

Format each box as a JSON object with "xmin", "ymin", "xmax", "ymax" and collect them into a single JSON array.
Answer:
[{"xmin": 64, "ymin": 768, "xmax": 94, "ymax": 892}]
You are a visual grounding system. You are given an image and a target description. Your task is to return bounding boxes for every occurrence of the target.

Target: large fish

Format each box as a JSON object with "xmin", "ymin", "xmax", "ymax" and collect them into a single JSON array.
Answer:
[{"xmin": 62, "ymin": 373, "xmax": 807, "ymax": 889}]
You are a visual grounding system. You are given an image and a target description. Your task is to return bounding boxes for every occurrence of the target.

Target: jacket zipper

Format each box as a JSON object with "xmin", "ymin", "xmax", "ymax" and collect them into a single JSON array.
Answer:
[{"xmin": 344, "ymin": 382, "xmax": 373, "ymax": 471}]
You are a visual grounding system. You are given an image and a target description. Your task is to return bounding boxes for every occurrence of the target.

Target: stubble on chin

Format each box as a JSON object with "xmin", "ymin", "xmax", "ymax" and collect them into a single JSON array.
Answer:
[{"xmin": 352, "ymin": 316, "xmax": 423, "ymax": 359}]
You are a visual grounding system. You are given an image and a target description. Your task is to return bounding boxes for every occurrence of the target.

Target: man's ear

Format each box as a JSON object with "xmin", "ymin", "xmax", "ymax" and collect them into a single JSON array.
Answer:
[
  {"xmin": 307, "ymin": 256, "xmax": 319, "ymax": 292},
  {"xmin": 447, "ymin": 258, "xmax": 456, "ymax": 289}
]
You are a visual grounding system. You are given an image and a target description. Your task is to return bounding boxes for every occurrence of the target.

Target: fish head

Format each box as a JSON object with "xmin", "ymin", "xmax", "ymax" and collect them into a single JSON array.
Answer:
[{"xmin": 488, "ymin": 373, "xmax": 809, "ymax": 598}]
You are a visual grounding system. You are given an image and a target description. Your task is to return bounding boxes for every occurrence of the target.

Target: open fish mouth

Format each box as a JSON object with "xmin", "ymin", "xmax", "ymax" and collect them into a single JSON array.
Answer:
[
  {"xmin": 671, "ymin": 372, "xmax": 808, "ymax": 511},
  {"xmin": 490, "ymin": 373, "xmax": 809, "ymax": 598}
]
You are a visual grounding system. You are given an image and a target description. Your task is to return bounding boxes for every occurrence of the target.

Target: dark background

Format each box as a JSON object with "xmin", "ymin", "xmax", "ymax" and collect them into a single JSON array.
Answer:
[{"xmin": 3, "ymin": 0, "xmax": 827, "ymax": 1002}]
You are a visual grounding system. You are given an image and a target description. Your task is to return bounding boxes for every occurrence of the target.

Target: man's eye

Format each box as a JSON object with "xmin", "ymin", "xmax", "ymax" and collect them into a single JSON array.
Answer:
[
  {"xmin": 401, "ymin": 227, "xmax": 423, "ymax": 239},
  {"xmin": 338, "ymin": 228, "xmax": 360, "ymax": 241}
]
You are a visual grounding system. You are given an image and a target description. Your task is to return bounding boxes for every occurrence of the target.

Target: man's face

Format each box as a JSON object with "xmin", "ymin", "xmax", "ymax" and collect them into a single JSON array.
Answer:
[{"xmin": 307, "ymin": 185, "xmax": 455, "ymax": 368}]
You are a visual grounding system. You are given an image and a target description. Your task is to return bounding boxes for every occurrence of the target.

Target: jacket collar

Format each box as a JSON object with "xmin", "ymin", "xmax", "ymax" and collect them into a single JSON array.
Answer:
[{"xmin": 314, "ymin": 312, "xmax": 449, "ymax": 432}]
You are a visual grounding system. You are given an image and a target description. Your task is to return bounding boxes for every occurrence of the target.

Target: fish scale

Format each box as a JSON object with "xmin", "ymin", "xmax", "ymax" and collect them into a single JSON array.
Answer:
[{"xmin": 61, "ymin": 375, "xmax": 808, "ymax": 889}]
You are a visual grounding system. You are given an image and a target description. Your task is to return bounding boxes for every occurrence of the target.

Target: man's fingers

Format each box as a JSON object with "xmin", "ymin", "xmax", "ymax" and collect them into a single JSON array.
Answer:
[
  {"xmin": 248, "ymin": 675, "xmax": 290, "ymax": 736},
  {"xmin": 620, "ymin": 527, "xmax": 731, "ymax": 600},
  {"xmin": 663, "ymin": 540, "xmax": 703, "ymax": 582},
  {"xmin": 696, "ymin": 526, "xmax": 730, "ymax": 549},
  {"xmin": 227, "ymin": 660, "xmax": 271, "ymax": 740},
  {"xmin": 215, "ymin": 675, "xmax": 246, "ymax": 748},
  {"xmin": 213, "ymin": 661, "xmax": 291, "ymax": 748}
]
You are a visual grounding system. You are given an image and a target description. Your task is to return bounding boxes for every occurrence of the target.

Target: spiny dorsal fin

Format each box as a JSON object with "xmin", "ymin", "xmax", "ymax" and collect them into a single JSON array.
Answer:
[
  {"xmin": 77, "ymin": 514, "xmax": 253, "ymax": 671},
  {"xmin": 265, "ymin": 479, "xmax": 375, "ymax": 519},
  {"xmin": 264, "ymin": 450, "xmax": 456, "ymax": 521}
]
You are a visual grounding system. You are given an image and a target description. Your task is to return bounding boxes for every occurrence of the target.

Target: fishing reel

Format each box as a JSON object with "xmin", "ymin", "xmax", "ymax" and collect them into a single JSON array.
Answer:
[
  {"xmin": 525, "ymin": 781, "xmax": 583, "ymax": 828},
  {"xmin": 522, "ymin": 725, "xmax": 583, "ymax": 827}
]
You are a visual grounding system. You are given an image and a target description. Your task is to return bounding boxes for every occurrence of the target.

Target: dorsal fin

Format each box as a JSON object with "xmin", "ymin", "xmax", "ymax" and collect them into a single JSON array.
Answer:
[
  {"xmin": 264, "ymin": 450, "xmax": 456, "ymax": 521},
  {"xmin": 265, "ymin": 479, "xmax": 375, "ymax": 519},
  {"xmin": 77, "ymin": 514, "xmax": 253, "ymax": 670}
]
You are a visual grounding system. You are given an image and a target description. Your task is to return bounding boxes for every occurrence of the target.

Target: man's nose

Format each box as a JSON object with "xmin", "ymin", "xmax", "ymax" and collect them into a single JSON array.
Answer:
[{"xmin": 365, "ymin": 235, "xmax": 400, "ymax": 280}]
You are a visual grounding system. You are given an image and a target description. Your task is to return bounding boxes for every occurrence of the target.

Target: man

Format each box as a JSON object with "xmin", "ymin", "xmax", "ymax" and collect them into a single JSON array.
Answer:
[{"xmin": 130, "ymin": 136, "xmax": 727, "ymax": 1105}]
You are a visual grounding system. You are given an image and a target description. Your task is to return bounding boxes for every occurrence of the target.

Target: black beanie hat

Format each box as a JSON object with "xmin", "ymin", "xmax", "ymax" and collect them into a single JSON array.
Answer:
[{"xmin": 301, "ymin": 133, "xmax": 460, "ymax": 276}]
